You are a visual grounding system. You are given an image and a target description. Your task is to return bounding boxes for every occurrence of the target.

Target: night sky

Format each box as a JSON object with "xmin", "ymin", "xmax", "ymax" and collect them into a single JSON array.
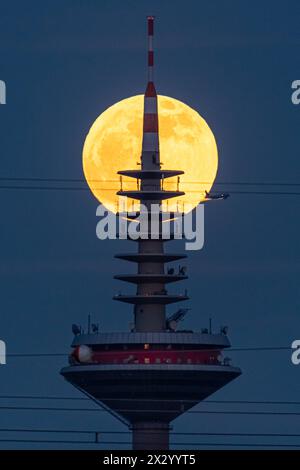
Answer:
[{"xmin": 0, "ymin": 0, "xmax": 300, "ymax": 449}]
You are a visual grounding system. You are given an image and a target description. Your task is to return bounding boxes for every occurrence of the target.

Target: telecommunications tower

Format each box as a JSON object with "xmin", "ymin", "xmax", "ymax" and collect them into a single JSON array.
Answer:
[{"xmin": 61, "ymin": 17, "xmax": 241, "ymax": 450}]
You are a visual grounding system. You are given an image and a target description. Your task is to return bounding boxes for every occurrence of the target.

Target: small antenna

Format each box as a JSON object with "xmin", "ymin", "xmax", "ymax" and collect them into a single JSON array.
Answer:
[{"xmin": 147, "ymin": 16, "xmax": 155, "ymax": 83}]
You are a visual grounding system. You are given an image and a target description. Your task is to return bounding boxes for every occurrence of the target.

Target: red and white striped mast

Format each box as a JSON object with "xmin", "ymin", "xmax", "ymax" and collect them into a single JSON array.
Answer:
[{"xmin": 116, "ymin": 16, "xmax": 186, "ymax": 333}]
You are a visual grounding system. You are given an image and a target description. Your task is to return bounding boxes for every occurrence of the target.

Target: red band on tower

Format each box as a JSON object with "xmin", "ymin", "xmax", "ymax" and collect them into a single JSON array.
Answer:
[
  {"xmin": 145, "ymin": 82, "xmax": 156, "ymax": 97},
  {"xmin": 147, "ymin": 16, "xmax": 154, "ymax": 35},
  {"xmin": 148, "ymin": 51, "xmax": 154, "ymax": 66},
  {"xmin": 143, "ymin": 114, "xmax": 159, "ymax": 133}
]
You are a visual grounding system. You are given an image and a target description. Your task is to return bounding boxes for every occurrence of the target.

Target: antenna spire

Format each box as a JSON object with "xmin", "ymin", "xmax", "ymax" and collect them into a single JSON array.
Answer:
[
  {"xmin": 143, "ymin": 16, "xmax": 159, "ymax": 166},
  {"xmin": 147, "ymin": 16, "xmax": 154, "ymax": 83}
]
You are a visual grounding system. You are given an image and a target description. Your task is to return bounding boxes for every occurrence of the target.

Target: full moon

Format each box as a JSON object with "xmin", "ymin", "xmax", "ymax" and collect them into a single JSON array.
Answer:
[{"xmin": 83, "ymin": 95, "xmax": 218, "ymax": 213}]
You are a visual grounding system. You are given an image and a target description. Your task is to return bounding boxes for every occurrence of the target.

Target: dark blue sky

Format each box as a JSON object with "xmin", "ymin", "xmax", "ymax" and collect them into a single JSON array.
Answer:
[{"xmin": 0, "ymin": 0, "xmax": 300, "ymax": 449}]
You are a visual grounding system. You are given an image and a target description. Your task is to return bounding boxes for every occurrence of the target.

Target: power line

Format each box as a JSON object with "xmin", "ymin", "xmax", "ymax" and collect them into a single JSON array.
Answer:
[
  {"xmin": 1, "ymin": 428, "xmax": 300, "ymax": 438},
  {"xmin": 230, "ymin": 346, "xmax": 290, "ymax": 351},
  {"xmin": 1, "ymin": 185, "xmax": 300, "ymax": 196},
  {"xmin": 7, "ymin": 353, "xmax": 67, "ymax": 357},
  {"xmin": 0, "ymin": 405, "xmax": 300, "ymax": 416},
  {"xmin": 0, "ymin": 438, "xmax": 299, "ymax": 448},
  {"xmin": 0, "ymin": 439, "xmax": 100, "ymax": 445},
  {"xmin": 2, "ymin": 176, "xmax": 300, "ymax": 197},
  {"xmin": 0, "ymin": 395, "xmax": 299, "ymax": 406},
  {"xmin": 1, "ymin": 177, "xmax": 300, "ymax": 186},
  {"xmin": 0, "ymin": 428, "xmax": 98, "ymax": 435},
  {"xmin": 0, "ymin": 185, "xmax": 90, "ymax": 191},
  {"xmin": 216, "ymin": 190, "xmax": 300, "ymax": 196}
]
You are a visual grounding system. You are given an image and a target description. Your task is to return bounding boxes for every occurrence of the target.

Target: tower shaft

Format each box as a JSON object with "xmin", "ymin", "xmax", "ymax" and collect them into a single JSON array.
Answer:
[
  {"xmin": 132, "ymin": 422, "xmax": 170, "ymax": 450},
  {"xmin": 117, "ymin": 16, "xmax": 187, "ymax": 332},
  {"xmin": 138, "ymin": 17, "xmax": 164, "ymax": 331}
]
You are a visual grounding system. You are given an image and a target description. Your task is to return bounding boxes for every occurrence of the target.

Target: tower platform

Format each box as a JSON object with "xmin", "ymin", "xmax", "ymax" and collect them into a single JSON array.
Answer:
[{"xmin": 61, "ymin": 331, "xmax": 241, "ymax": 425}]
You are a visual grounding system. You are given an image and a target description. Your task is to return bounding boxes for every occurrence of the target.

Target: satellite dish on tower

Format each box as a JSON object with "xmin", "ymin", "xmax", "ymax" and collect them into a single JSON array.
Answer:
[{"xmin": 72, "ymin": 324, "xmax": 81, "ymax": 336}]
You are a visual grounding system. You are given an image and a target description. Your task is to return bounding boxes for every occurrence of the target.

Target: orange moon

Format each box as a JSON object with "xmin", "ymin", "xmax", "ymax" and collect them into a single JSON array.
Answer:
[{"xmin": 83, "ymin": 95, "xmax": 218, "ymax": 213}]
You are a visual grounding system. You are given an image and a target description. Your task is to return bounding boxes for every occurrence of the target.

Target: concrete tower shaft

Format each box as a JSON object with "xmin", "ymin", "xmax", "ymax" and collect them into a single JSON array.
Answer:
[{"xmin": 116, "ymin": 16, "xmax": 186, "ymax": 332}]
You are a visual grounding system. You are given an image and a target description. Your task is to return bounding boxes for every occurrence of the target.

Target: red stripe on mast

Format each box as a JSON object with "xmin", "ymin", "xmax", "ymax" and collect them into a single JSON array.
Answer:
[{"xmin": 147, "ymin": 16, "xmax": 154, "ymax": 35}]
